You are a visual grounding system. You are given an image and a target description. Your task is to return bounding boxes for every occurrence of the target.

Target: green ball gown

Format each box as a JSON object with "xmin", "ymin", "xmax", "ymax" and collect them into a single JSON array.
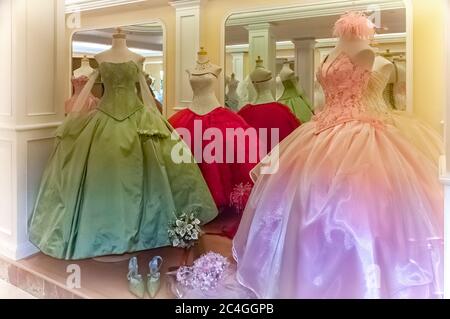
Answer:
[
  {"xmin": 29, "ymin": 61, "xmax": 218, "ymax": 260},
  {"xmin": 278, "ymin": 79, "xmax": 314, "ymax": 123}
]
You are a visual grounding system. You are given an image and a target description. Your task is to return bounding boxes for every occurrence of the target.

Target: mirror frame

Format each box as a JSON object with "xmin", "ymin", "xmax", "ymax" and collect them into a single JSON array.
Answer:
[
  {"xmin": 68, "ymin": 18, "xmax": 168, "ymax": 116},
  {"xmin": 220, "ymin": 0, "xmax": 413, "ymax": 113}
]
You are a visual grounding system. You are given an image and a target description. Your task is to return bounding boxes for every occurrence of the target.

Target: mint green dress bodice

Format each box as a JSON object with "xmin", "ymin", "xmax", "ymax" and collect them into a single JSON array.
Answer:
[
  {"xmin": 278, "ymin": 79, "xmax": 314, "ymax": 123},
  {"xmin": 29, "ymin": 61, "xmax": 218, "ymax": 260}
]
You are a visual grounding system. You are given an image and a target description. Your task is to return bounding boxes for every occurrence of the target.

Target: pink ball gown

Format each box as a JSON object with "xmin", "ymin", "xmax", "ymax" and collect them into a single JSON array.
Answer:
[
  {"xmin": 233, "ymin": 52, "xmax": 444, "ymax": 299},
  {"xmin": 65, "ymin": 76, "xmax": 99, "ymax": 114},
  {"xmin": 238, "ymin": 102, "xmax": 301, "ymax": 154}
]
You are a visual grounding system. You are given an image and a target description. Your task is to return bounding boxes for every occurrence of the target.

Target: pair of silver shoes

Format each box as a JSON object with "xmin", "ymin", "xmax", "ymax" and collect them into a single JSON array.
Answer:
[{"xmin": 127, "ymin": 256, "xmax": 163, "ymax": 298}]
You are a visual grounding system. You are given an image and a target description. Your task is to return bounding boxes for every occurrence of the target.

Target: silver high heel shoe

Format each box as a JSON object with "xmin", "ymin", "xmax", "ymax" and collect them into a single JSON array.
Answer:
[
  {"xmin": 147, "ymin": 256, "xmax": 163, "ymax": 298},
  {"xmin": 127, "ymin": 257, "xmax": 145, "ymax": 298}
]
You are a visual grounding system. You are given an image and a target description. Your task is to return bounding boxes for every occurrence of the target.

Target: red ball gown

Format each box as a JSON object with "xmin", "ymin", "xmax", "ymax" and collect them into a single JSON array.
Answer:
[
  {"xmin": 238, "ymin": 102, "xmax": 301, "ymax": 154},
  {"xmin": 169, "ymin": 107, "xmax": 258, "ymax": 237}
]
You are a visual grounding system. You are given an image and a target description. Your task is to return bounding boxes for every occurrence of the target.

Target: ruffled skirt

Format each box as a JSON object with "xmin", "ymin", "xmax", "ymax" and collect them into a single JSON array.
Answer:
[{"xmin": 233, "ymin": 121, "xmax": 443, "ymax": 299}]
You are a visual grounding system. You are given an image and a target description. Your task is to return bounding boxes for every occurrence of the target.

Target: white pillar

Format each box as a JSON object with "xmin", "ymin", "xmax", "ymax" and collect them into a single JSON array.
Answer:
[
  {"xmin": 0, "ymin": 0, "xmax": 66, "ymax": 260},
  {"xmin": 170, "ymin": 0, "xmax": 203, "ymax": 110},
  {"xmin": 231, "ymin": 53, "xmax": 245, "ymax": 82},
  {"xmin": 246, "ymin": 23, "xmax": 276, "ymax": 77},
  {"xmin": 293, "ymin": 38, "xmax": 316, "ymax": 105}
]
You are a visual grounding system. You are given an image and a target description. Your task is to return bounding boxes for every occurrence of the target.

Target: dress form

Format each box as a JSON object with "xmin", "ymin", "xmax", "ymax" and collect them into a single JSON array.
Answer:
[
  {"xmin": 187, "ymin": 48, "xmax": 222, "ymax": 115},
  {"xmin": 250, "ymin": 57, "xmax": 275, "ymax": 105},
  {"xmin": 92, "ymin": 28, "xmax": 144, "ymax": 263},
  {"xmin": 324, "ymin": 38, "xmax": 375, "ymax": 72},
  {"xmin": 225, "ymin": 73, "xmax": 240, "ymax": 111},
  {"xmin": 95, "ymin": 28, "xmax": 144, "ymax": 65},
  {"xmin": 74, "ymin": 56, "xmax": 94, "ymax": 78},
  {"xmin": 279, "ymin": 62, "xmax": 296, "ymax": 82}
]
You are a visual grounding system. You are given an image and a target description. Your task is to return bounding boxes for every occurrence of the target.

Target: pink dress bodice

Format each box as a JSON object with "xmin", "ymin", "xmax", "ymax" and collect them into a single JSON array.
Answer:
[
  {"xmin": 72, "ymin": 76, "xmax": 89, "ymax": 95},
  {"xmin": 65, "ymin": 76, "xmax": 99, "ymax": 114},
  {"xmin": 314, "ymin": 52, "xmax": 383, "ymax": 133}
]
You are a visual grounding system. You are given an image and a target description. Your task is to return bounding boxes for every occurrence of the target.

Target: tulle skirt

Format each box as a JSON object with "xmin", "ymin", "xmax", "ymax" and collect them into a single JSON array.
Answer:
[
  {"xmin": 233, "ymin": 120, "xmax": 444, "ymax": 299},
  {"xmin": 388, "ymin": 111, "xmax": 443, "ymax": 167}
]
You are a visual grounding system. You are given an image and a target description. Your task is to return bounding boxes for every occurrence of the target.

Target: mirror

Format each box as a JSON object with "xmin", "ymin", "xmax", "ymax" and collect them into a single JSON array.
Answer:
[
  {"xmin": 71, "ymin": 22, "xmax": 165, "ymax": 113},
  {"xmin": 224, "ymin": 2, "xmax": 407, "ymax": 115}
]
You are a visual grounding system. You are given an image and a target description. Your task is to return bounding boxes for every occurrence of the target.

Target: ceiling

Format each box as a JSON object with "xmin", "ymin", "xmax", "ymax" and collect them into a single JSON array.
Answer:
[
  {"xmin": 72, "ymin": 24, "xmax": 164, "ymax": 56},
  {"xmin": 226, "ymin": 8, "xmax": 406, "ymax": 45}
]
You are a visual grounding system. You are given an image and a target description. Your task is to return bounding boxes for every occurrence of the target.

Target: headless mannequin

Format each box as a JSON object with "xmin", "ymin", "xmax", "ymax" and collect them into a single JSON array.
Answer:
[
  {"xmin": 95, "ymin": 28, "xmax": 144, "ymax": 65},
  {"xmin": 279, "ymin": 62, "xmax": 296, "ymax": 82},
  {"xmin": 74, "ymin": 56, "xmax": 94, "ymax": 78},
  {"xmin": 188, "ymin": 48, "xmax": 222, "ymax": 115},
  {"xmin": 250, "ymin": 57, "xmax": 275, "ymax": 105},
  {"xmin": 324, "ymin": 38, "xmax": 375, "ymax": 73},
  {"xmin": 92, "ymin": 28, "xmax": 144, "ymax": 264},
  {"xmin": 226, "ymin": 73, "xmax": 239, "ymax": 99}
]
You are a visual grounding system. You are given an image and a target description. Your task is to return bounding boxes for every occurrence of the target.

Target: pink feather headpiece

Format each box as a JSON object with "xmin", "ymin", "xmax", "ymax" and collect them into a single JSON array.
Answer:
[{"xmin": 333, "ymin": 11, "xmax": 376, "ymax": 40}]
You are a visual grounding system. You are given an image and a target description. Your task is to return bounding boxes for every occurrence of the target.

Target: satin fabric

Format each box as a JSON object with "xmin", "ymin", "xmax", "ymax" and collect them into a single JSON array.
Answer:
[
  {"xmin": 233, "ymin": 53, "xmax": 443, "ymax": 299},
  {"xmin": 238, "ymin": 102, "xmax": 301, "ymax": 155},
  {"xmin": 29, "ymin": 61, "xmax": 218, "ymax": 260},
  {"xmin": 363, "ymin": 70, "xmax": 443, "ymax": 167},
  {"xmin": 278, "ymin": 79, "xmax": 313, "ymax": 123},
  {"xmin": 169, "ymin": 108, "xmax": 257, "ymax": 214}
]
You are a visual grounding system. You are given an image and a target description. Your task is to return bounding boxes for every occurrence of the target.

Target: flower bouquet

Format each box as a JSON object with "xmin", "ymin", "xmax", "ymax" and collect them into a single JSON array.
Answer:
[{"xmin": 168, "ymin": 207, "xmax": 203, "ymax": 267}]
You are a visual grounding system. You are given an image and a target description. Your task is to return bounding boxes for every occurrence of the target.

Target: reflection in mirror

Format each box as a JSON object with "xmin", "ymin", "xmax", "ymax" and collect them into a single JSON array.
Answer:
[
  {"xmin": 71, "ymin": 23, "xmax": 165, "ymax": 114},
  {"xmin": 225, "ymin": 5, "xmax": 407, "ymax": 115}
]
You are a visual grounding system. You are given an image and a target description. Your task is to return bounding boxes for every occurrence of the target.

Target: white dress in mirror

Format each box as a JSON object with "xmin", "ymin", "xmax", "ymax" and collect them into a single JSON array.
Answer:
[{"xmin": 225, "ymin": 73, "xmax": 240, "ymax": 112}]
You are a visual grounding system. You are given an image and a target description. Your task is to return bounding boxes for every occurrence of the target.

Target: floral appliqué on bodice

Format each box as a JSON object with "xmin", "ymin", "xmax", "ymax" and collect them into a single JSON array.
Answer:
[{"xmin": 314, "ymin": 52, "xmax": 385, "ymax": 133}]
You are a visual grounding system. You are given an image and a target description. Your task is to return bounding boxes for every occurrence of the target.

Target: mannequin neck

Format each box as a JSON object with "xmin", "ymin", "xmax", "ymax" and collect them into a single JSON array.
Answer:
[
  {"xmin": 191, "ymin": 85, "xmax": 221, "ymax": 115},
  {"xmin": 81, "ymin": 59, "xmax": 91, "ymax": 68},
  {"xmin": 111, "ymin": 37, "xmax": 129, "ymax": 51},
  {"xmin": 253, "ymin": 81, "xmax": 275, "ymax": 104},
  {"xmin": 337, "ymin": 38, "xmax": 370, "ymax": 51}
]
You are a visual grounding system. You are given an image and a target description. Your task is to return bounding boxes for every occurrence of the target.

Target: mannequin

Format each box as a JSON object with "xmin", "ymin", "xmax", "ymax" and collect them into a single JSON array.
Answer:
[
  {"xmin": 65, "ymin": 56, "xmax": 98, "ymax": 114},
  {"xmin": 279, "ymin": 62, "xmax": 296, "ymax": 82},
  {"xmin": 169, "ymin": 48, "xmax": 258, "ymax": 234},
  {"xmin": 324, "ymin": 37, "xmax": 375, "ymax": 74},
  {"xmin": 278, "ymin": 61, "xmax": 313, "ymax": 122},
  {"xmin": 95, "ymin": 28, "xmax": 144, "ymax": 65},
  {"xmin": 225, "ymin": 73, "xmax": 240, "ymax": 111},
  {"xmin": 186, "ymin": 47, "xmax": 222, "ymax": 115},
  {"xmin": 30, "ymin": 31, "xmax": 219, "ymax": 263},
  {"xmin": 238, "ymin": 57, "xmax": 300, "ymax": 159},
  {"xmin": 250, "ymin": 57, "xmax": 275, "ymax": 105},
  {"xmin": 74, "ymin": 55, "xmax": 95, "ymax": 78}
]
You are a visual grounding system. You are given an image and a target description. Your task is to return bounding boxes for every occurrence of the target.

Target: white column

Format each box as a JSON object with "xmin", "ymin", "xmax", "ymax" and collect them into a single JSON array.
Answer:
[
  {"xmin": 293, "ymin": 38, "xmax": 316, "ymax": 105},
  {"xmin": 170, "ymin": 0, "xmax": 203, "ymax": 110},
  {"xmin": 246, "ymin": 23, "xmax": 276, "ymax": 77},
  {"xmin": 231, "ymin": 53, "xmax": 245, "ymax": 82},
  {"xmin": 0, "ymin": 0, "xmax": 66, "ymax": 260}
]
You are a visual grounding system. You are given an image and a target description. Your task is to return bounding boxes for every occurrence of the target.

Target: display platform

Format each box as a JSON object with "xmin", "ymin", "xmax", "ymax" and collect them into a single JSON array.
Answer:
[{"xmin": 0, "ymin": 216, "xmax": 235, "ymax": 299}]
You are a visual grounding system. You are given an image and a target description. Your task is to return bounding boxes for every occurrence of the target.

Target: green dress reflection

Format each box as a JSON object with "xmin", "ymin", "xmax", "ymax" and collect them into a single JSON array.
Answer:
[
  {"xmin": 278, "ymin": 79, "xmax": 313, "ymax": 123},
  {"xmin": 29, "ymin": 61, "xmax": 218, "ymax": 260}
]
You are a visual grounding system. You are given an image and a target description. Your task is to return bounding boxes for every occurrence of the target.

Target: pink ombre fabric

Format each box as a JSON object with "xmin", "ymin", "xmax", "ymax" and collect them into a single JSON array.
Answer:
[
  {"xmin": 65, "ymin": 76, "xmax": 99, "ymax": 114},
  {"xmin": 333, "ymin": 11, "xmax": 376, "ymax": 40},
  {"xmin": 232, "ymin": 52, "xmax": 444, "ymax": 299}
]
